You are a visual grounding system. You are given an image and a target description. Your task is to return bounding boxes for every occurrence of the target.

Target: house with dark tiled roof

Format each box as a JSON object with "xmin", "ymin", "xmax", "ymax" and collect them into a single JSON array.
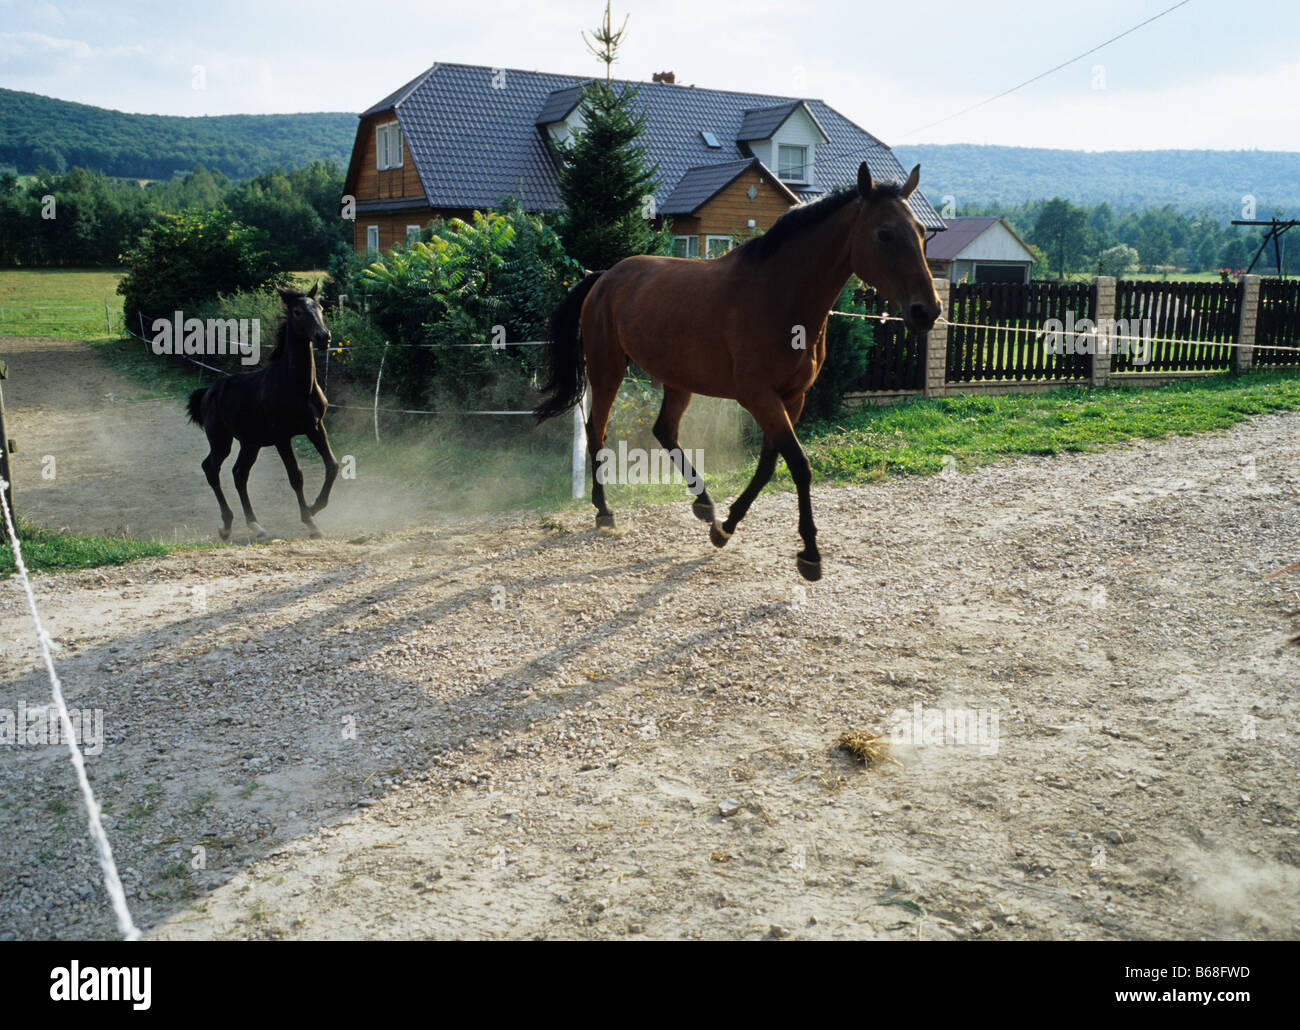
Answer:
[
  {"xmin": 343, "ymin": 62, "xmax": 944, "ymax": 258},
  {"xmin": 926, "ymin": 216, "xmax": 1039, "ymax": 283}
]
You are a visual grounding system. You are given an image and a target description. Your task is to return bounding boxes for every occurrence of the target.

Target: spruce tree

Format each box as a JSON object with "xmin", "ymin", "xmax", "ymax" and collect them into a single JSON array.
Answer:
[{"xmin": 556, "ymin": 5, "xmax": 669, "ymax": 270}]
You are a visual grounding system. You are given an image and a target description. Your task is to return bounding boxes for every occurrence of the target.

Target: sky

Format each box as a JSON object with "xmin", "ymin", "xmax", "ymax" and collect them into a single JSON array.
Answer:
[{"xmin": 1, "ymin": 0, "xmax": 1298, "ymax": 151}]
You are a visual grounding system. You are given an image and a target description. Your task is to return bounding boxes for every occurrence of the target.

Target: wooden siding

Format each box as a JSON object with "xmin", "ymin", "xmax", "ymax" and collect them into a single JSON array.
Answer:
[
  {"xmin": 354, "ymin": 211, "xmax": 434, "ymax": 254},
  {"xmin": 353, "ymin": 208, "xmax": 482, "ymax": 254},
  {"xmin": 662, "ymin": 166, "xmax": 795, "ymax": 256},
  {"xmin": 351, "ymin": 109, "xmax": 423, "ymax": 202}
]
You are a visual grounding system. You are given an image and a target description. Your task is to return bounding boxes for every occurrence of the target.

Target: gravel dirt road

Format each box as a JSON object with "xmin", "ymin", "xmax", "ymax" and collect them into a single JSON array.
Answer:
[{"xmin": 1, "ymin": 335, "xmax": 1297, "ymax": 940}]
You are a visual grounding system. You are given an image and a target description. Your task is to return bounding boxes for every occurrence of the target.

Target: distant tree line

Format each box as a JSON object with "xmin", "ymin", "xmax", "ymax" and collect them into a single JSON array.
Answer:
[
  {"xmin": 0, "ymin": 88, "xmax": 354, "ymax": 181},
  {"xmin": 0, "ymin": 161, "xmax": 349, "ymax": 269},
  {"xmin": 970, "ymin": 196, "xmax": 1288, "ymax": 279}
]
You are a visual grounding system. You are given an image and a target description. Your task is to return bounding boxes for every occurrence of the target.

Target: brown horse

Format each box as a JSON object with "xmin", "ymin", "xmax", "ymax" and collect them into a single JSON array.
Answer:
[{"xmin": 535, "ymin": 162, "xmax": 941, "ymax": 581}]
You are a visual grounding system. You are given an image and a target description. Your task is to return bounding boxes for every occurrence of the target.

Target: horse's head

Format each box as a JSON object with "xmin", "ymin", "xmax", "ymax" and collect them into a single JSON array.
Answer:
[
  {"xmin": 850, "ymin": 162, "xmax": 942, "ymax": 334},
  {"xmin": 278, "ymin": 282, "xmax": 332, "ymax": 347}
]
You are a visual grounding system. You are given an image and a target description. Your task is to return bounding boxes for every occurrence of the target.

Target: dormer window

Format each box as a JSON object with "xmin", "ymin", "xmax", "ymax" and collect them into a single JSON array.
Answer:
[
  {"xmin": 778, "ymin": 144, "xmax": 808, "ymax": 183},
  {"xmin": 376, "ymin": 120, "xmax": 403, "ymax": 170},
  {"xmin": 737, "ymin": 101, "xmax": 827, "ymax": 187}
]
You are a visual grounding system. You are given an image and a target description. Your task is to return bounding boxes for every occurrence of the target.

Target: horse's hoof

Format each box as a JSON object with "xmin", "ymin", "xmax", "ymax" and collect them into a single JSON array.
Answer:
[
  {"xmin": 595, "ymin": 513, "xmax": 616, "ymax": 530},
  {"xmin": 692, "ymin": 499, "xmax": 715, "ymax": 522},
  {"xmin": 307, "ymin": 526, "xmax": 323, "ymax": 540},
  {"xmin": 218, "ymin": 526, "xmax": 231, "ymax": 542},
  {"xmin": 796, "ymin": 555, "xmax": 822, "ymax": 582},
  {"xmin": 250, "ymin": 522, "xmax": 270, "ymax": 542},
  {"xmin": 710, "ymin": 521, "xmax": 732, "ymax": 548}
]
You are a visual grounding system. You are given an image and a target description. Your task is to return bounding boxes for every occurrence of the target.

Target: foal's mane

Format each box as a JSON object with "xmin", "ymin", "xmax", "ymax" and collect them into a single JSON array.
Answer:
[
  {"xmin": 267, "ymin": 289, "xmax": 309, "ymax": 362},
  {"xmin": 735, "ymin": 180, "xmax": 904, "ymax": 264},
  {"xmin": 267, "ymin": 320, "xmax": 291, "ymax": 363}
]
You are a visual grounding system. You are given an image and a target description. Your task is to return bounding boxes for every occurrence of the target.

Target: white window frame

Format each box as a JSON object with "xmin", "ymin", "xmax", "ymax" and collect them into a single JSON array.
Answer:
[
  {"xmin": 777, "ymin": 144, "xmax": 808, "ymax": 183},
  {"xmin": 671, "ymin": 235, "xmax": 699, "ymax": 259},
  {"xmin": 705, "ymin": 235, "xmax": 733, "ymax": 259},
  {"xmin": 366, "ymin": 225, "xmax": 380, "ymax": 254},
  {"xmin": 406, "ymin": 224, "xmax": 421, "ymax": 243},
  {"xmin": 376, "ymin": 120, "xmax": 403, "ymax": 171}
]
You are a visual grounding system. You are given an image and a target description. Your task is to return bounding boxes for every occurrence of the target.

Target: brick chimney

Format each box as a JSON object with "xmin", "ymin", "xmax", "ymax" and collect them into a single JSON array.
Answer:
[{"xmin": 651, "ymin": 71, "xmax": 676, "ymax": 84}]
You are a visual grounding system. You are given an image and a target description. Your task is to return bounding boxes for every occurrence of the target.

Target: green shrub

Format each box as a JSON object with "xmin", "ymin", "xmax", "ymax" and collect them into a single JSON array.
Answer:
[
  {"xmin": 185, "ymin": 288, "xmax": 287, "ymax": 374},
  {"xmin": 802, "ymin": 282, "xmax": 876, "ymax": 422},
  {"xmin": 117, "ymin": 209, "xmax": 285, "ymax": 327},
  {"xmin": 348, "ymin": 205, "xmax": 583, "ymax": 406}
]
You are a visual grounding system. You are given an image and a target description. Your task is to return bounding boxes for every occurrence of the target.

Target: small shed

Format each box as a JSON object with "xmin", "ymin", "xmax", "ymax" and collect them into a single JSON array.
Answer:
[{"xmin": 926, "ymin": 216, "xmax": 1038, "ymax": 284}]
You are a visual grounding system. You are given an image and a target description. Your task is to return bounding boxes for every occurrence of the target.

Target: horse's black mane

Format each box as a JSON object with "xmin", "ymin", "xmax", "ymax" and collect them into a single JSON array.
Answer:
[
  {"xmin": 735, "ymin": 181, "xmax": 902, "ymax": 264},
  {"xmin": 267, "ymin": 319, "xmax": 292, "ymax": 363},
  {"xmin": 267, "ymin": 289, "xmax": 310, "ymax": 362}
]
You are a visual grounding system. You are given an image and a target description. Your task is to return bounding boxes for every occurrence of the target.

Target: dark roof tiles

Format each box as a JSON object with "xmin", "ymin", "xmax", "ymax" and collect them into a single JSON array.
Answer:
[{"xmin": 366, "ymin": 62, "xmax": 943, "ymax": 229}]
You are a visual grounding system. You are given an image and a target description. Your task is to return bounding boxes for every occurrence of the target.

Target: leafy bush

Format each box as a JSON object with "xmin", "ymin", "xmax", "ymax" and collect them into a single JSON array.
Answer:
[
  {"xmin": 117, "ymin": 209, "xmax": 285, "ymax": 326},
  {"xmin": 802, "ymin": 282, "xmax": 876, "ymax": 423},
  {"xmin": 344, "ymin": 206, "xmax": 583, "ymax": 406},
  {"xmin": 186, "ymin": 288, "xmax": 288, "ymax": 373}
]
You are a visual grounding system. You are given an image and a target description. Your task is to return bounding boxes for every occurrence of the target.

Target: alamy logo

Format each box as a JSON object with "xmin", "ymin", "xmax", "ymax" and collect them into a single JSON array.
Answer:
[
  {"xmin": 1043, "ymin": 313, "xmax": 1153, "ymax": 366},
  {"xmin": 152, "ymin": 312, "xmax": 261, "ymax": 365},
  {"xmin": 1, "ymin": 702, "xmax": 103, "ymax": 755},
  {"xmin": 595, "ymin": 441, "xmax": 705, "ymax": 494},
  {"xmin": 886, "ymin": 701, "xmax": 999, "ymax": 755},
  {"xmin": 50, "ymin": 962, "xmax": 151, "ymax": 1010}
]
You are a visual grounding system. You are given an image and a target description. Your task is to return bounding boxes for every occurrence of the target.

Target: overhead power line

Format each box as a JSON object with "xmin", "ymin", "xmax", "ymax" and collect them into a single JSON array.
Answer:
[{"xmin": 900, "ymin": 0, "xmax": 1196, "ymax": 140}]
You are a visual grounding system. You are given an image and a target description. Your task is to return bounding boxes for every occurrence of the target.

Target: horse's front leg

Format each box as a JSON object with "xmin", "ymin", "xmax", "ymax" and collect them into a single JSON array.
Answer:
[
  {"xmin": 276, "ymin": 439, "xmax": 321, "ymax": 538},
  {"xmin": 777, "ymin": 429, "xmax": 820, "ymax": 582},
  {"xmin": 305, "ymin": 423, "xmax": 339, "ymax": 516}
]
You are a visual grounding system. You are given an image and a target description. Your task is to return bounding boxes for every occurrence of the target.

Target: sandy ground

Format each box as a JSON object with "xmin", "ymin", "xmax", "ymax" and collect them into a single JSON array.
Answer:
[
  {"xmin": 0, "ymin": 335, "xmax": 1298, "ymax": 941},
  {"xmin": 0, "ymin": 335, "xmax": 433, "ymax": 542}
]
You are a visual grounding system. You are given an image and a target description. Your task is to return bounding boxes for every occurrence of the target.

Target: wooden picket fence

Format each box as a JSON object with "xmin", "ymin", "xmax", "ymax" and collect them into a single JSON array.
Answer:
[
  {"xmin": 945, "ymin": 281, "xmax": 1094, "ymax": 383},
  {"xmin": 1112, "ymin": 280, "xmax": 1238, "ymax": 373},
  {"xmin": 849, "ymin": 276, "xmax": 1299, "ymax": 396},
  {"xmin": 1256, "ymin": 279, "xmax": 1300, "ymax": 367}
]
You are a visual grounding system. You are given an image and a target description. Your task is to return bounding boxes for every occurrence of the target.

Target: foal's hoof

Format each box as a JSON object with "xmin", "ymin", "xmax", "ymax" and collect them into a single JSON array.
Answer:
[
  {"xmin": 250, "ymin": 522, "xmax": 270, "ymax": 542},
  {"xmin": 796, "ymin": 555, "xmax": 822, "ymax": 582},
  {"xmin": 692, "ymin": 499, "xmax": 715, "ymax": 522},
  {"xmin": 218, "ymin": 526, "xmax": 231, "ymax": 542},
  {"xmin": 595, "ymin": 513, "xmax": 616, "ymax": 530},
  {"xmin": 709, "ymin": 521, "xmax": 733, "ymax": 548},
  {"xmin": 307, "ymin": 526, "xmax": 323, "ymax": 540}
]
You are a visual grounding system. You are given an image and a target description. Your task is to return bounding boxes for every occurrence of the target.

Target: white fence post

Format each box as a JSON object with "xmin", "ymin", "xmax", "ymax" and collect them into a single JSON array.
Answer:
[
  {"xmin": 373, "ymin": 342, "xmax": 389, "ymax": 443},
  {"xmin": 571, "ymin": 388, "xmax": 589, "ymax": 500}
]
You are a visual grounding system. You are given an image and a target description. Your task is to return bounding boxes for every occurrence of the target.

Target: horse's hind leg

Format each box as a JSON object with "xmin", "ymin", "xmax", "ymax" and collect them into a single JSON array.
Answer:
[
  {"xmin": 276, "ymin": 439, "xmax": 321, "ymax": 539},
  {"xmin": 653, "ymin": 387, "xmax": 714, "ymax": 522},
  {"xmin": 585, "ymin": 359, "xmax": 624, "ymax": 530},
  {"xmin": 201, "ymin": 429, "xmax": 235, "ymax": 541},
  {"xmin": 231, "ymin": 442, "xmax": 268, "ymax": 540}
]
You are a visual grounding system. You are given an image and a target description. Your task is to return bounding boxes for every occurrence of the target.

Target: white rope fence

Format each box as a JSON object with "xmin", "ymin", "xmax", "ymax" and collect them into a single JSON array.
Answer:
[{"xmin": 0, "ymin": 477, "xmax": 141, "ymax": 941}]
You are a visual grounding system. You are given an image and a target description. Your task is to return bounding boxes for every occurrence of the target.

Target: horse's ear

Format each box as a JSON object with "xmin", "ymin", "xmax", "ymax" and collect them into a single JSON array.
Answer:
[
  {"xmin": 308, "ymin": 281, "xmax": 319, "ymax": 299},
  {"xmin": 857, "ymin": 161, "xmax": 872, "ymax": 197},
  {"xmin": 901, "ymin": 164, "xmax": 920, "ymax": 199},
  {"xmin": 277, "ymin": 288, "xmax": 295, "ymax": 305}
]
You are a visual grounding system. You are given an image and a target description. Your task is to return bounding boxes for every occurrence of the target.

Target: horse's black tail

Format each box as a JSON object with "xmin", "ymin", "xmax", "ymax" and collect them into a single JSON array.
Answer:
[
  {"xmin": 186, "ymin": 386, "xmax": 208, "ymax": 426},
  {"xmin": 534, "ymin": 270, "xmax": 603, "ymax": 422}
]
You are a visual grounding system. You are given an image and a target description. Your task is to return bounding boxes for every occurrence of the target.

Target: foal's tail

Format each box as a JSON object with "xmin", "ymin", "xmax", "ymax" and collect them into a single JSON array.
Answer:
[
  {"xmin": 185, "ymin": 386, "xmax": 208, "ymax": 426},
  {"xmin": 534, "ymin": 270, "xmax": 603, "ymax": 422}
]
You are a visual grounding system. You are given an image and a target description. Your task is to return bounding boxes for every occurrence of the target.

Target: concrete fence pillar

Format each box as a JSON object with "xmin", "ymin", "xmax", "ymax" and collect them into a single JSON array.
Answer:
[
  {"xmin": 1236, "ymin": 274, "xmax": 1261, "ymax": 371},
  {"xmin": 925, "ymin": 277, "xmax": 950, "ymax": 398},
  {"xmin": 1092, "ymin": 275, "xmax": 1116, "ymax": 387}
]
